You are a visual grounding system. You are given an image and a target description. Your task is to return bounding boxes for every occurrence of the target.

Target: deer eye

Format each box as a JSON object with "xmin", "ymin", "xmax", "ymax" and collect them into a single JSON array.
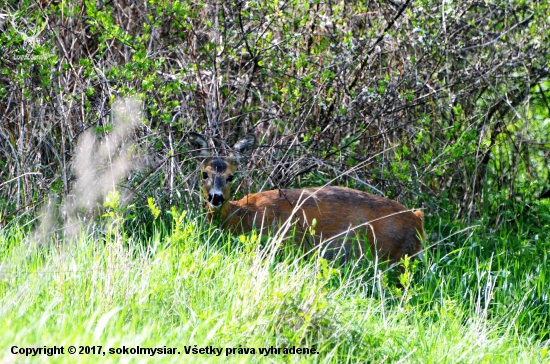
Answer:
[
  {"xmin": 202, "ymin": 172, "xmax": 208, "ymax": 179},
  {"xmin": 227, "ymin": 175, "xmax": 234, "ymax": 182}
]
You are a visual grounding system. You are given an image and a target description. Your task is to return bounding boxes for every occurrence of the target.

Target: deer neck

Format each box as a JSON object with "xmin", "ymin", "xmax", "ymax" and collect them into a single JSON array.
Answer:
[{"xmin": 206, "ymin": 201, "xmax": 232, "ymax": 225}]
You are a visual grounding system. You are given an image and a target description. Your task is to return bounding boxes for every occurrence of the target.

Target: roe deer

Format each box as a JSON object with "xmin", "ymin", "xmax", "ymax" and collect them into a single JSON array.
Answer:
[{"xmin": 188, "ymin": 132, "xmax": 425, "ymax": 264}]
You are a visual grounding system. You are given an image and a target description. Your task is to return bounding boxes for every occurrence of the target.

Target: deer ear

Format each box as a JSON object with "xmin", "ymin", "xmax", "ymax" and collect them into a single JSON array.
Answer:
[
  {"xmin": 187, "ymin": 132, "xmax": 210, "ymax": 158},
  {"xmin": 230, "ymin": 134, "xmax": 255, "ymax": 165},
  {"xmin": 233, "ymin": 134, "xmax": 256, "ymax": 155}
]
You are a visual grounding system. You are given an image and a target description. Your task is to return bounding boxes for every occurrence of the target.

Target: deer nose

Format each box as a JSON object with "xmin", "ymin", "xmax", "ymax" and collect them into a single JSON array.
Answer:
[{"xmin": 208, "ymin": 193, "xmax": 225, "ymax": 207}]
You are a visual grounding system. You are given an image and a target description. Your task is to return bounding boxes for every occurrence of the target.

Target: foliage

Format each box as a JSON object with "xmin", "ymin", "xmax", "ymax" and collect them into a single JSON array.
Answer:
[
  {"xmin": 0, "ymin": 213, "xmax": 549, "ymax": 362},
  {"xmin": 0, "ymin": 0, "xmax": 548, "ymax": 224},
  {"xmin": 0, "ymin": 0, "xmax": 549, "ymax": 361}
]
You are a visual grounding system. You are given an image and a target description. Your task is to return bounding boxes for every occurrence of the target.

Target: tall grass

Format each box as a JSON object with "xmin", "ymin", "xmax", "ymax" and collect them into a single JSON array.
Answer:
[{"xmin": 0, "ymin": 204, "xmax": 548, "ymax": 363}]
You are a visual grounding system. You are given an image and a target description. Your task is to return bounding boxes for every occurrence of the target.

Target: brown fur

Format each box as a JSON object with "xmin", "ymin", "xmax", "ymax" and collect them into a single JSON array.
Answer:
[
  {"xmin": 215, "ymin": 186, "xmax": 425, "ymax": 263},
  {"xmin": 189, "ymin": 133, "xmax": 425, "ymax": 264}
]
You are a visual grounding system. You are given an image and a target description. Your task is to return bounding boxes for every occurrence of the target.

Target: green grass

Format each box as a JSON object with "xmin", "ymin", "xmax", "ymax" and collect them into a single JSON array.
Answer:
[{"xmin": 0, "ymin": 206, "xmax": 549, "ymax": 363}]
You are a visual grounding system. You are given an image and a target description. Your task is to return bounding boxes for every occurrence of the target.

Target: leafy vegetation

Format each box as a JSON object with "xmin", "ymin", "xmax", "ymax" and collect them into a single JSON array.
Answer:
[
  {"xmin": 1, "ymin": 208, "xmax": 549, "ymax": 363},
  {"xmin": 1, "ymin": 0, "xmax": 549, "ymax": 362}
]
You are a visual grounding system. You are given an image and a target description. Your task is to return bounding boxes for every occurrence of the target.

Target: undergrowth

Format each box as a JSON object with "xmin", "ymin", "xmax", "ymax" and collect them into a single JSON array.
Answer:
[{"xmin": 1, "ymin": 201, "xmax": 549, "ymax": 363}]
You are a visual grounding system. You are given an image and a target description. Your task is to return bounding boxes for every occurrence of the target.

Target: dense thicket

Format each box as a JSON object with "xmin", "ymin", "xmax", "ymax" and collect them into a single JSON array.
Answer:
[{"xmin": 1, "ymin": 0, "xmax": 549, "ymax": 225}]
